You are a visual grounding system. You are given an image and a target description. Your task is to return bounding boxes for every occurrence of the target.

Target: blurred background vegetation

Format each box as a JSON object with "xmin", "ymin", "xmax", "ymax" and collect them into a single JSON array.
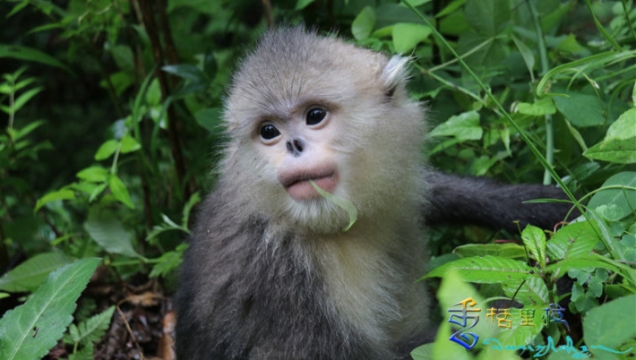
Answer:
[{"xmin": 0, "ymin": 0, "xmax": 634, "ymax": 359}]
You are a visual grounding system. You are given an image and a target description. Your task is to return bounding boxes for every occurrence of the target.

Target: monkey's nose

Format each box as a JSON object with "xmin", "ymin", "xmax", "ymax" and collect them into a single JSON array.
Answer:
[{"xmin": 286, "ymin": 138, "xmax": 305, "ymax": 157}]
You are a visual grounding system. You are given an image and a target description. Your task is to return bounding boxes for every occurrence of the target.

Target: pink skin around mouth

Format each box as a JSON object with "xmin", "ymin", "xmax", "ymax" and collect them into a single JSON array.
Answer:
[{"xmin": 280, "ymin": 171, "xmax": 338, "ymax": 201}]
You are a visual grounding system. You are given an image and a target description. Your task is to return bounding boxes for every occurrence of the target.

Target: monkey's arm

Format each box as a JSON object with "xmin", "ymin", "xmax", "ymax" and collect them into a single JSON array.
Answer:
[{"xmin": 423, "ymin": 171, "xmax": 576, "ymax": 232}]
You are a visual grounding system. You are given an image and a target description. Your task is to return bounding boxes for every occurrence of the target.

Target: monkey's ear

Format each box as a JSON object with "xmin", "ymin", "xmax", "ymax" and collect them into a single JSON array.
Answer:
[{"xmin": 381, "ymin": 55, "xmax": 410, "ymax": 98}]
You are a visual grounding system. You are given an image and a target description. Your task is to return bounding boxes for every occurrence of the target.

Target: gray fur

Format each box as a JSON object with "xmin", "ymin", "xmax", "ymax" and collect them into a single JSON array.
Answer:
[{"xmin": 176, "ymin": 27, "xmax": 430, "ymax": 359}]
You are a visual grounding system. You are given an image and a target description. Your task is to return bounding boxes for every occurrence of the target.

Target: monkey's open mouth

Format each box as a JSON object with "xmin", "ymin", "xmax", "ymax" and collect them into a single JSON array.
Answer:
[{"xmin": 279, "ymin": 170, "xmax": 338, "ymax": 201}]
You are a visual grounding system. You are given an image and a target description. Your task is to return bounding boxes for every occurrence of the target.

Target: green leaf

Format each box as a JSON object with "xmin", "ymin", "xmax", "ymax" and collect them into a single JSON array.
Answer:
[
  {"xmin": 84, "ymin": 209, "xmax": 140, "ymax": 258},
  {"xmin": 149, "ymin": 243, "xmax": 188, "ymax": 278},
  {"xmin": 35, "ymin": 188, "xmax": 76, "ymax": 211},
  {"xmin": 552, "ymin": 92, "xmax": 605, "ymax": 127},
  {"xmin": 425, "ymin": 255, "xmax": 536, "ymax": 283},
  {"xmin": 108, "ymin": 175, "xmax": 134, "ymax": 209},
  {"xmin": 583, "ymin": 140, "xmax": 636, "ymax": 164},
  {"xmin": 454, "ymin": 243, "xmax": 527, "ymax": 259},
  {"xmin": 76, "ymin": 166, "xmax": 109, "ymax": 183},
  {"xmin": 181, "ymin": 192, "xmax": 201, "ymax": 229},
  {"xmin": 66, "ymin": 306, "xmax": 115, "ymax": 346},
  {"xmin": 12, "ymin": 86, "xmax": 43, "ymax": 113},
  {"xmin": 583, "ymin": 294, "xmax": 636, "ymax": 358},
  {"xmin": 162, "ymin": 64, "xmax": 207, "ymax": 82},
  {"xmin": 521, "ymin": 225, "xmax": 546, "ymax": 269},
  {"xmin": 587, "ymin": 172, "xmax": 636, "ymax": 221},
  {"xmin": 457, "ymin": 32, "xmax": 505, "ymax": 68},
  {"xmin": 464, "ymin": 0, "xmax": 510, "ymax": 35},
  {"xmin": 0, "ymin": 258, "xmax": 101, "ymax": 360},
  {"xmin": 10, "ymin": 78, "xmax": 36, "ymax": 93},
  {"xmin": 546, "ymin": 221, "xmax": 600, "ymax": 261},
  {"xmin": 516, "ymin": 97, "xmax": 555, "ymax": 116},
  {"xmin": 0, "ymin": 252, "xmax": 73, "ymax": 292},
  {"xmin": 120, "ymin": 134, "xmax": 141, "ymax": 153},
  {"xmin": 352, "ymin": 6, "xmax": 376, "ymax": 41},
  {"xmin": 511, "ymin": 34, "xmax": 535, "ymax": 76},
  {"xmin": 0, "ymin": 45, "xmax": 70, "ymax": 71},
  {"xmin": 194, "ymin": 107, "xmax": 223, "ymax": 132},
  {"xmin": 310, "ymin": 180, "xmax": 358, "ymax": 231},
  {"xmin": 295, "ymin": 0, "xmax": 315, "ymax": 10},
  {"xmin": 584, "ymin": 108, "xmax": 636, "ymax": 163},
  {"xmin": 436, "ymin": 0, "xmax": 467, "ymax": 18},
  {"xmin": 429, "ymin": 111, "xmax": 482, "ymax": 140},
  {"xmin": 13, "ymin": 120, "xmax": 45, "ymax": 140},
  {"xmin": 94, "ymin": 139, "xmax": 118, "ymax": 161},
  {"xmin": 545, "ymin": 255, "xmax": 622, "ymax": 279},
  {"xmin": 392, "ymin": 23, "xmax": 431, "ymax": 53}
]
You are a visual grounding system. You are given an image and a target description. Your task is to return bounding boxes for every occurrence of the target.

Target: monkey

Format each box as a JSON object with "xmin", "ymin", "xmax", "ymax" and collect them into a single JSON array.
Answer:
[{"xmin": 175, "ymin": 27, "xmax": 574, "ymax": 359}]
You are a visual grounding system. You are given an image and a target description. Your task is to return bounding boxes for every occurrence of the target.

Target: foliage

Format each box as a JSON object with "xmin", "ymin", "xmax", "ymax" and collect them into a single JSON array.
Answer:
[
  {"xmin": 0, "ymin": 258, "xmax": 101, "ymax": 360},
  {"xmin": 0, "ymin": 0, "xmax": 634, "ymax": 358}
]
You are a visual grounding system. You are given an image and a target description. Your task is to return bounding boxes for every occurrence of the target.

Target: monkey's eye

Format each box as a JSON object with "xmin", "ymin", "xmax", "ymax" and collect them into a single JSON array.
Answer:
[
  {"xmin": 259, "ymin": 124, "xmax": 281, "ymax": 140},
  {"xmin": 306, "ymin": 107, "xmax": 327, "ymax": 126}
]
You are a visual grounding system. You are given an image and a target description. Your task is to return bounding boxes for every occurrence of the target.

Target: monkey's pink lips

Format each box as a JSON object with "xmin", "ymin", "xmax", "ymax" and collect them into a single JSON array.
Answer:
[{"xmin": 280, "ymin": 171, "xmax": 338, "ymax": 201}]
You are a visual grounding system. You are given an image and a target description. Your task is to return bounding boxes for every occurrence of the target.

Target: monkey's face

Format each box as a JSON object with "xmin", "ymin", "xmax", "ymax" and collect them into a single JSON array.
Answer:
[
  {"xmin": 219, "ymin": 28, "xmax": 424, "ymax": 233},
  {"xmin": 256, "ymin": 104, "xmax": 339, "ymax": 201}
]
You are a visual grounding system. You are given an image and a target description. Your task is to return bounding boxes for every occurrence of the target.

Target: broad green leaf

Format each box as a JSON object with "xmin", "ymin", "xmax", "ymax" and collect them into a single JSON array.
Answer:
[
  {"xmin": 392, "ymin": 23, "xmax": 431, "ymax": 53},
  {"xmin": 584, "ymin": 294, "xmax": 636, "ymax": 358},
  {"xmin": 556, "ymin": 34, "xmax": 586, "ymax": 54},
  {"xmin": 552, "ymin": 92, "xmax": 605, "ymax": 127},
  {"xmin": 545, "ymin": 256, "xmax": 622, "ymax": 279},
  {"xmin": 310, "ymin": 180, "xmax": 357, "ymax": 231},
  {"xmin": 352, "ymin": 6, "xmax": 376, "ymax": 41},
  {"xmin": 108, "ymin": 175, "xmax": 134, "ymax": 209},
  {"xmin": 94, "ymin": 139, "xmax": 118, "ymax": 161},
  {"xmin": 374, "ymin": 3, "xmax": 421, "ymax": 28},
  {"xmin": 516, "ymin": 97, "xmax": 555, "ymax": 116},
  {"xmin": 120, "ymin": 134, "xmax": 141, "ymax": 153},
  {"xmin": 605, "ymin": 108, "xmax": 636, "ymax": 140},
  {"xmin": 454, "ymin": 243, "xmax": 527, "ymax": 259},
  {"xmin": 0, "ymin": 252, "xmax": 73, "ymax": 292},
  {"xmin": 35, "ymin": 188, "xmax": 76, "ymax": 211},
  {"xmin": 521, "ymin": 225, "xmax": 546, "ymax": 269},
  {"xmin": 0, "ymin": 45, "xmax": 70, "ymax": 71},
  {"xmin": 84, "ymin": 209, "xmax": 140, "ymax": 258},
  {"xmin": 425, "ymin": 255, "xmax": 536, "ymax": 283},
  {"xmin": 501, "ymin": 276, "xmax": 549, "ymax": 306},
  {"xmin": 588, "ymin": 172, "xmax": 636, "ymax": 221},
  {"xmin": 429, "ymin": 111, "xmax": 482, "ymax": 140},
  {"xmin": 76, "ymin": 166, "xmax": 109, "ymax": 183},
  {"xmin": 584, "ymin": 108, "xmax": 636, "ymax": 163},
  {"xmin": 584, "ymin": 138, "xmax": 636, "ymax": 164},
  {"xmin": 457, "ymin": 32, "xmax": 505, "ymax": 68},
  {"xmin": 464, "ymin": 0, "xmax": 510, "ymax": 35},
  {"xmin": 0, "ymin": 258, "xmax": 101, "ymax": 360},
  {"xmin": 194, "ymin": 107, "xmax": 223, "ymax": 132},
  {"xmin": 110, "ymin": 45, "xmax": 134, "ymax": 72},
  {"xmin": 546, "ymin": 221, "xmax": 600, "ymax": 261}
]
